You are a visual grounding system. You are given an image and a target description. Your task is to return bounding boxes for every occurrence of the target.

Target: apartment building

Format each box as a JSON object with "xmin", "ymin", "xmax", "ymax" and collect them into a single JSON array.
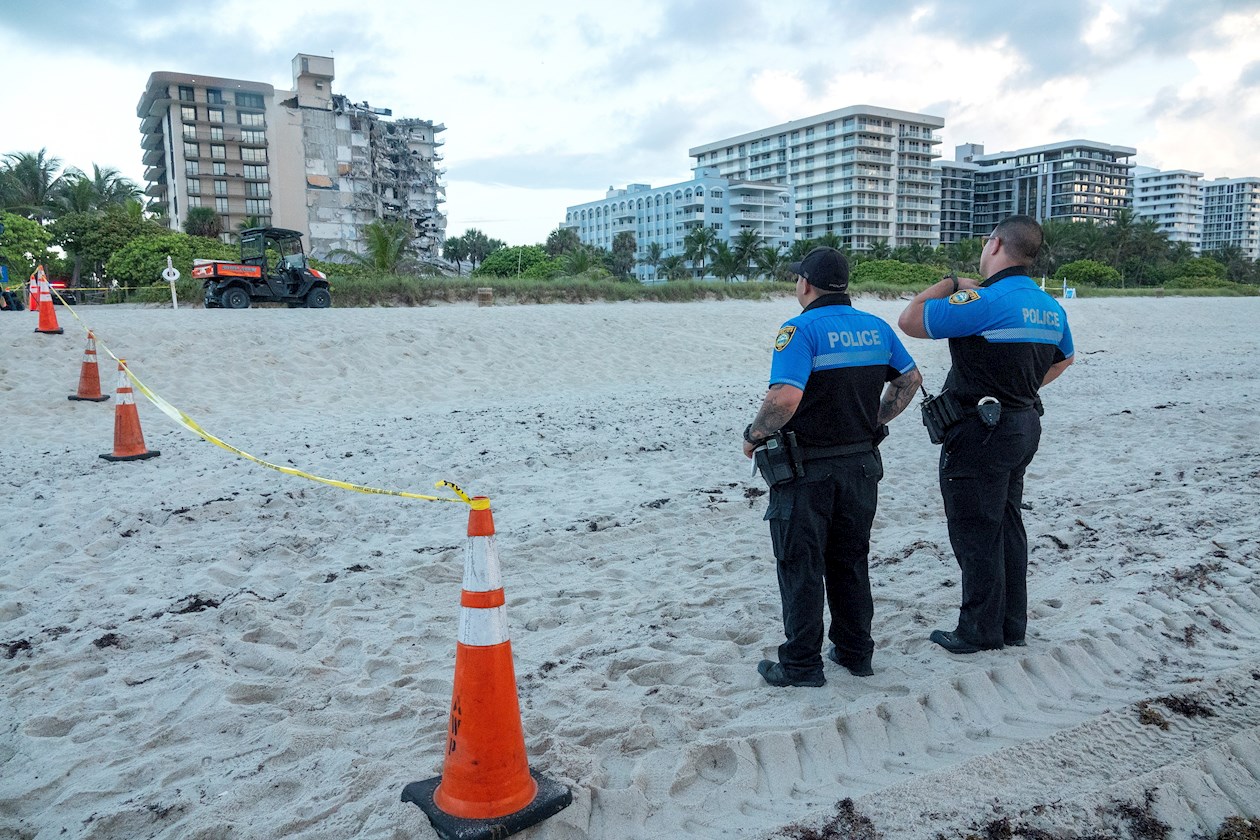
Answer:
[
  {"xmin": 1132, "ymin": 166, "xmax": 1203, "ymax": 253},
  {"xmin": 688, "ymin": 105, "xmax": 943, "ymax": 251},
  {"xmin": 1202, "ymin": 177, "xmax": 1260, "ymax": 260},
  {"xmin": 935, "ymin": 144, "xmax": 984, "ymax": 245},
  {"xmin": 137, "ymin": 54, "xmax": 445, "ymax": 260},
  {"xmin": 969, "ymin": 140, "xmax": 1135, "ymax": 234},
  {"xmin": 564, "ymin": 168, "xmax": 794, "ymax": 281}
]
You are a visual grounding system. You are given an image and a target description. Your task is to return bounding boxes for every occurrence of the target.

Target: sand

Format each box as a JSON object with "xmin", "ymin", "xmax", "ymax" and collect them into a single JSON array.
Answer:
[{"xmin": 1, "ymin": 296, "xmax": 1258, "ymax": 839}]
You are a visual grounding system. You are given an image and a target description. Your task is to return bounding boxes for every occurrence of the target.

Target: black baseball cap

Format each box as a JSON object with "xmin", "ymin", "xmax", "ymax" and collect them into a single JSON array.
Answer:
[{"xmin": 788, "ymin": 246, "xmax": 849, "ymax": 291}]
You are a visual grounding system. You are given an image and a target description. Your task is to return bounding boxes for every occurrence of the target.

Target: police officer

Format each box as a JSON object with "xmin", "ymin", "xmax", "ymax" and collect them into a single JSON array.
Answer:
[
  {"xmin": 744, "ymin": 246, "xmax": 921, "ymax": 687},
  {"xmin": 897, "ymin": 215, "xmax": 1074, "ymax": 654}
]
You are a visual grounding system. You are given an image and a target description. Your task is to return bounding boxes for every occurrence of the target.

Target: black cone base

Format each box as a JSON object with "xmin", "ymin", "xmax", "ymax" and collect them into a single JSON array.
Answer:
[
  {"xmin": 68, "ymin": 395, "xmax": 111, "ymax": 402},
  {"xmin": 35, "ymin": 328, "xmax": 64, "ymax": 335},
  {"xmin": 99, "ymin": 450, "xmax": 161, "ymax": 462},
  {"xmin": 401, "ymin": 768, "xmax": 572, "ymax": 840}
]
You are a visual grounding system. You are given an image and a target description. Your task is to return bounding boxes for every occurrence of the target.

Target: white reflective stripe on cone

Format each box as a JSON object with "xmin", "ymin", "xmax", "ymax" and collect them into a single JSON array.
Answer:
[
  {"xmin": 458, "ymin": 605, "xmax": 510, "ymax": 647},
  {"xmin": 463, "ymin": 536, "xmax": 504, "ymax": 592},
  {"xmin": 115, "ymin": 369, "xmax": 135, "ymax": 405}
]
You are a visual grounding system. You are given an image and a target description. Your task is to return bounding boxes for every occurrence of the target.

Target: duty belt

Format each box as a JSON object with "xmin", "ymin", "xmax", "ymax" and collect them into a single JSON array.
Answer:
[{"xmin": 800, "ymin": 441, "xmax": 875, "ymax": 461}]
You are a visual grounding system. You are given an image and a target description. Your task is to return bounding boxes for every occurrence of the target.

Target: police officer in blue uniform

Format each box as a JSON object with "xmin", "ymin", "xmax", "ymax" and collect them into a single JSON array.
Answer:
[
  {"xmin": 744, "ymin": 247, "xmax": 921, "ymax": 687},
  {"xmin": 898, "ymin": 215, "xmax": 1074, "ymax": 654}
]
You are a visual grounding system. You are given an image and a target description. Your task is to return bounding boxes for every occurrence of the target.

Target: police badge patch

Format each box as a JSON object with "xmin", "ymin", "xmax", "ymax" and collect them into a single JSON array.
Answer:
[
  {"xmin": 948, "ymin": 290, "xmax": 981, "ymax": 305},
  {"xmin": 774, "ymin": 326, "xmax": 796, "ymax": 351}
]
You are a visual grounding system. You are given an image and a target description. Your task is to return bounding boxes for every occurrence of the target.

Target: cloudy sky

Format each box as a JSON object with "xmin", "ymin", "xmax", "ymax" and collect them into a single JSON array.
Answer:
[{"xmin": 2, "ymin": 0, "xmax": 1258, "ymax": 245}]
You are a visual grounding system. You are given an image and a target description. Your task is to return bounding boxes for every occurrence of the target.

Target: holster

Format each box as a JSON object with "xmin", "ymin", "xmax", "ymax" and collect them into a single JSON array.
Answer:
[
  {"xmin": 753, "ymin": 431, "xmax": 803, "ymax": 487},
  {"xmin": 921, "ymin": 389, "xmax": 964, "ymax": 445}
]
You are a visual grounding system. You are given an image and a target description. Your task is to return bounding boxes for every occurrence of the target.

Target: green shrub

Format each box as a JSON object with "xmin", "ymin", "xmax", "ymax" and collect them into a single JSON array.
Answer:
[
  {"xmin": 1058, "ymin": 259, "xmax": 1121, "ymax": 288},
  {"xmin": 851, "ymin": 260, "xmax": 955, "ymax": 287},
  {"xmin": 104, "ymin": 233, "xmax": 235, "ymax": 286},
  {"xmin": 473, "ymin": 245, "xmax": 550, "ymax": 278}
]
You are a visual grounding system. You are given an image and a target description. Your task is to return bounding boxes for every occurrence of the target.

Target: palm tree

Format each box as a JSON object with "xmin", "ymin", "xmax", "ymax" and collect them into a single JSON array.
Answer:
[
  {"xmin": 544, "ymin": 226, "xmax": 580, "ymax": 257},
  {"xmin": 814, "ymin": 232, "xmax": 844, "ymax": 251},
  {"xmin": 866, "ymin": 239, "xmax": 892, "ymax": 260},
  {"xmin": 183, "ymin": 206, "xmax": 223, "ymax": 239},
  {"xmin": 558, "ymin": 246, "xmax": 603, "ymax": 277},
  {"xmin": 443, "ymin": 235, "xmax": 468, "ymax": 274},
  {"xmin": 237, "ymin": 215, "xmax": 264, "ymax": 232},
  {"xmin": 754, "ymin": 244, "xmax": 788, "ymax": 282},
  {"xmin": 659, "ymin": 254, "xmax": 688, "ymax": 281},
  {"xmin": 642, "ymin": 241, "xmax": 665, "ymax": 281},
  {"xmin": 787, "ymin": 239, "xmax": 816, "ymax": 262},
  {"xmin": 683, "ymin": 225, "xmax": 718, "ymax": 278},
  {"xmin": 710, "ymin": 241, "xmax": 741, "ymax": 283},
  {"xmin": 1, "ymin": 148, "xmax": 65, "ymax": 219},
  {"xmin": 327, "ymin": 218, "xmax": 414, "ymax": 272},
  {"xmin": 731, "ymin": 229, "xmax": 762, "ymax": 281}
]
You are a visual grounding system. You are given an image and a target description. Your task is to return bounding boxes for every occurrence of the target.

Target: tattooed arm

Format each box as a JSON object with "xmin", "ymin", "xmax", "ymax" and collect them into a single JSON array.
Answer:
[
  {"xmin": 742, "ymin": 383, "xmax": 803, "ymax": 458},
  {"xmin": 876, "ymin": 368, "xmax": 922, "ymax": 426}
]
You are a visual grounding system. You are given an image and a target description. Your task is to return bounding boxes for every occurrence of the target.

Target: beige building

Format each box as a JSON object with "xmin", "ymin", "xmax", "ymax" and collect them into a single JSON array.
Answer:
[{"xmin": 137, "ymin": 54, "xmax": 445, "ymax": 260}]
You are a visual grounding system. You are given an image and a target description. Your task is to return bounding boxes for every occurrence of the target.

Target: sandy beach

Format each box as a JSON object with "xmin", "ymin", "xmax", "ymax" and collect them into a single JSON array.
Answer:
[{"xmin": 2, "ymin": 296, "xmax": 1258, "ymax": 839}]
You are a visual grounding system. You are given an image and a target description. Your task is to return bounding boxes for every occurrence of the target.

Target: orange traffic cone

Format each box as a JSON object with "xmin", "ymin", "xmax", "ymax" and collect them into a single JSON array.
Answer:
[
  {"xmin": 29, "ymin": 271, "xmax": 42, "ymax": 314},
  {"xmin": 68, "ymin": 331, "xmax": 110, "ymax": 402},
  {"xmin": 99, "ymin": 361, "xmax": 160, "ymax": 462},
  {"xmin": 34, "ymin": 278, "xmax": 64, "ymax": 335},
  {"xmin": 401, "ymin": 497, "xmax": 571, "ymax": 838}
]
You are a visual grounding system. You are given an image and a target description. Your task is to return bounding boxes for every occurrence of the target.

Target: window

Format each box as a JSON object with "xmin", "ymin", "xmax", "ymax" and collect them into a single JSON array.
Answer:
[
  {"xmin": 208, "ymin": 108, "xmax": 223, "ymax": 123},
  {"xmin": 246, "ymin": 182, "xmax": 269, "ymax": 197},
  {"xmin": 240, "ymin": 112, "xmax": 265, "ymax": 127},
  {"xmin": 187, "ymin": 195, "xmax": 202, "ymax": 207},
  {"xmin": 240, "ymin": 147, "xmax": 266, "ymax": 162},
  {"xmin": 178, "ymin": 86, "xmax": 194, "ymax": 101},
  {"xmin": 186, "ymin": 179, "xmax": 201, "ymax": 195},
  {"xmin": 214, "ymin": 180, "xmax": 227, "ymax": 196},
  {"xmin": 181, "ymin": 105, "xmax": 197, "ymax": 122},
  {"xmin": 183, "ymin": 141, "xmax": 200, "ymax": 158},
  {"xmin": 241, "ymin": 129, "xmax": 265, "ymax": 144},
  {"xmin": 245, "ymin": 199, "xmax": 271, "ymax": 215},
  {"xmin": 243, "ymin": 165, "xmax": 268, "ymax": 180},
  {"xmin": 212, "ymin": 162, "xmax": 226, "ymax": 176},
  {"xmin": 215, "ymin": 197, "xmax": 229, "ymax": 212},
  {"xmin": 206, "ymin": 88, "xmax": 224, "ymax": 105},
  {"xmin": 185, "ymin": 160, "xmax": 199, "ymax": 176},
  {"xmin": 182, "ymin": 124, "xmax": 197, "ymax": 140},
  {"xmin": 209, "ymin": 127, "xmax": 224, "ymax": 141},
  {"xmin": 236, "ymin": 91, "xmax": 264, "ymax": 109},
  {"xmin": 211, "ymin": 144, "xmax": 226, "ymax": 159}
]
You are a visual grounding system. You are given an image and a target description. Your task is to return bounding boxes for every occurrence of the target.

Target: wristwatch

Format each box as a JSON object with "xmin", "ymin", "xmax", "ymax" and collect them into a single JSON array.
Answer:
[
  {"xmin": 949, "ymin": 276, "xmax": 960, "ymax": 294},
  {"xmin": 743, "ymin": 423, "xmax": 768, "ymax": 445}
]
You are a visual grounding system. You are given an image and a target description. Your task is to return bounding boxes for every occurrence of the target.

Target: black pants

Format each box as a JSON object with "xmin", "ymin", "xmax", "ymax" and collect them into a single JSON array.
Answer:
[
  {"xmin": 765, "ymin": 451, "xmax": 882, "ymax": 679},
  {"xmin": 939, "ymin": 409, "xmax": 1041, "ymax": 648}
]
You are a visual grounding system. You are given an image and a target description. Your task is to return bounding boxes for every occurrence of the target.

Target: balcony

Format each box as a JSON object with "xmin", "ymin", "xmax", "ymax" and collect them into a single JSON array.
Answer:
[
  {"xmin": 839, "ymin": 150, "xmax": 892, "ymax": 165},
  {"xmin": 143, "ymin": 164, "xmax": 167, "ymax": 183},
  {"xmin": 143, "ymin": 147, "xmax": 165, "ymax": 166},
  {"xmin": 136, "ymin": 84, "xmax": 172, "ymax": 119},
  {"xmin": 850, "ymin": 121, "xmax": 895, "ymax": 135}
]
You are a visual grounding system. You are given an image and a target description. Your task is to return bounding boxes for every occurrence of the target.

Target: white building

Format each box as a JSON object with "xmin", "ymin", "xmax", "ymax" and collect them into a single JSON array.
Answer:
[
  {"xmin": 970, "ymin": 140, "xmax": 1135, "ymax": 233},
  {"xmin": 1132, "ymin": 166, "xmax": 1203, "ymax": 253},
  {"xmin": 138, "ymin": 53, "xmax": 445, "ymax": 260},
  {"xmin": 564, "ymin": 169, "xmax": 794, "ymax": 282},
  {"xmin": 935, "ymin": 144, "xmax": 983, "ymax": 245},
  {"xmin": 688, "ymin": 105, "xmax": 943, "ymax": 251},
  {"xmin": 1202, "ymin": 177, "xmax": 1260, "ymax": 260}
]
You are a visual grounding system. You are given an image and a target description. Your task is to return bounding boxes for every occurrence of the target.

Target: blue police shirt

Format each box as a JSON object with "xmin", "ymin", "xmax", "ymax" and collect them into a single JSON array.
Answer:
[
  {"xmin": 922, "ymin": 268, "xmax": 1074, "ymax": 408},
  {"xmin": 770, "ymin": 295, "xmax": 917, "ymax": 447}
]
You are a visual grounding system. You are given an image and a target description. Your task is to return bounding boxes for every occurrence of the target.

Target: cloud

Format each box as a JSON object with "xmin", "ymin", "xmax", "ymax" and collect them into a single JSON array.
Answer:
[{"xmin": 1239, "ymin": 60, "xmax": 1260, "ymax": 88}]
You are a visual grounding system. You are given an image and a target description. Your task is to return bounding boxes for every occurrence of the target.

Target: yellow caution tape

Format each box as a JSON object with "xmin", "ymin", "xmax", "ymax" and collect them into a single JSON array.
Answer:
[{"xmin": 49, "ymin": 287, "xmax": 475, "ymax": 507}]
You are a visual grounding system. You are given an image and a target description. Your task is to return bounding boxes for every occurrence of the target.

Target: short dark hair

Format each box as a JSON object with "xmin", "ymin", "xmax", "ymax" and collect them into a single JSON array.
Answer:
[{"xmin": 994, "ymin": 215, "xmax": 1043, "ymax": 264}]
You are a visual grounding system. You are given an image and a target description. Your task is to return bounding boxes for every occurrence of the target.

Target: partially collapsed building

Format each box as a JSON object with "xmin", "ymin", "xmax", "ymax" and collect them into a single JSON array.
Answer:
[{"xmin": 137, "ymin": 53, "xmax": 445, "ymax": 261}]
